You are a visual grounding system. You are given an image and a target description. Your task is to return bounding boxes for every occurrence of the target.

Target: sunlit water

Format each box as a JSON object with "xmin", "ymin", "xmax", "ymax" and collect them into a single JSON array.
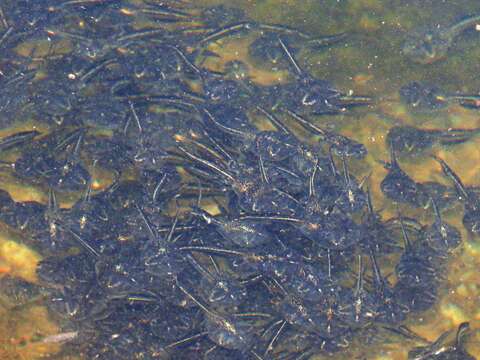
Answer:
[{"xmin": 0, "ymin": 0, "xmax": 479, "ymax": 358}]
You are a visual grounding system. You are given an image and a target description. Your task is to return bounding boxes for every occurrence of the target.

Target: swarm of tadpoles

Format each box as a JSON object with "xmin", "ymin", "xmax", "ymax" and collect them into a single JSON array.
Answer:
[{"xmin": 0, "ymin": 1, "xmax": 477, "ymax": 359}]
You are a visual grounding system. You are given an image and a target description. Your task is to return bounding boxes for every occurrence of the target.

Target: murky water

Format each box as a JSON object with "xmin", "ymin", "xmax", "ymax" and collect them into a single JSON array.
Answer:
[{"xmin": 0, "ymin": 0, "xmax": 479, "ymax": 359}]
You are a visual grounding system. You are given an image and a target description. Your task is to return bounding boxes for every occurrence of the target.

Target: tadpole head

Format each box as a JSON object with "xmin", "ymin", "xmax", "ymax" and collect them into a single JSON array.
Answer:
[
  {"xmin": 331, "ymin": 140, "xmax": 367, "ymax": 159},
  {"xmin": 402, "ymin": 31, "xmax": 450, "ymax": 64}
]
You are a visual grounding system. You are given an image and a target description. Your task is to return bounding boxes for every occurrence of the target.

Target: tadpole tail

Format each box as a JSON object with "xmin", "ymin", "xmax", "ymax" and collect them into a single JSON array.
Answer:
[
  {"xmin": 278, "ymin": 36, "xmax": 303, "ymax": 77},
  {"xmin": 306, "ymin": 32, "xmax": 349, "ymax": 48},
  {"xmin": 202, "ymin": 107, "xmax": 251, "ymax": 138},
  {"xmin": 447, "ymin": 14, "xmax": 480, "ymax": 38},
  {"xmin": 388, "ymin": 140, "xmax": 399, "ymax": 168},
  {"xmin": 135, "ymin": 203, "xmax": 159, "ymax": 242},
  {"xmin": 197, "ymin": 21, "xmax": 256, "ymax": 45},
  {"xmin": 365, "ymin": 185, "xmax": 375, "ymax": 214},
  {"xmin": 431, "ymin": 155, "xmax": 470, "ymax": 201},
  {"xmin": 397, "ymin": 213, "xmax": 413, "ymax": 252},
  {"xmin": 0, "ymin": 27, "xmax": 12, "ymax": 48},
  {"xmin": 455, "ymin": 322, "xmax": 471, "ymax": 348},
  {"xmin": 255, "ymin": 106, "xmax": 291, "ymax": 136},
  {"xmin": 283, "ymin": 107, "xmax": 327, "ymax": 137},
  {"xmin": 239, "ymin": 215, "xmax": 303, "ymax": 223},
  {"xmin": 338, "ymin": 95, "xmax": 374, "ymax": 107},
  {"xmin": 0, "ymin": 130, "xmax": 41, "ymax": 152},
  {"xmin": 368, "ymin": 247, "xmax": 384, "ymax": 288},
  {"xmin": 355, "ymin": 255, "xmax": 364, "ymax": 295},
  {"xmin": 175, "ymin": 279, "xmax": 215, "ymax": 316},
  {"xmin": 382, "ymin": 325, "xmax": 429, "ymax": 343},
  {"xmin": 436, "ymin": 126, "xmax": 480, "ymax": 145},
  {"xmin": 177, "ymin": 145, "xmax": 236, "ymax": 182},
  {"xmin": 57, "ymin": 223, "xmax": 100, "ymax": 258},
  {"xmin": 430, "ymin": 196, "xmax": 443, "ymax": 224},
  {"xmin": 179, "ymin": 245, "xmax": 246, "ymax": 257}
]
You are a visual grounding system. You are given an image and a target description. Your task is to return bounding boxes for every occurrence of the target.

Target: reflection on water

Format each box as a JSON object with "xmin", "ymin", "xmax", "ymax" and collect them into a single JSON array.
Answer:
[{"xmin": 0, "ymin": 0, "xmax": 479, "ymax": 359}]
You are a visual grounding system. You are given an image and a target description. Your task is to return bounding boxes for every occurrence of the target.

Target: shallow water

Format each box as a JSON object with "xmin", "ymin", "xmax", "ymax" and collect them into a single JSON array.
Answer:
[{"xmin": 0, "ymin": 0, "xmax": 480, "ymax": 359}]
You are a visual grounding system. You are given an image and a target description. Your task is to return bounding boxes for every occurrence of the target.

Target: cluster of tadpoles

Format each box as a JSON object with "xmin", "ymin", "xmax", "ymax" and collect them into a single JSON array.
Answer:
[{"xmin": 0, "ymin": 1, "xmax": 478, "ymax": 359}]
